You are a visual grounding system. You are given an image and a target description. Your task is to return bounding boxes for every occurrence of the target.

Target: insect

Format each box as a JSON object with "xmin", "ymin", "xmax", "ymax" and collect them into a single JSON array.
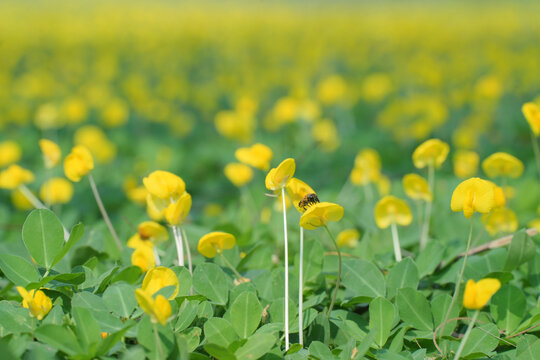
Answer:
[{"xmin": 298, "ymin": 193, "xmax": 320, "ymax": 210}]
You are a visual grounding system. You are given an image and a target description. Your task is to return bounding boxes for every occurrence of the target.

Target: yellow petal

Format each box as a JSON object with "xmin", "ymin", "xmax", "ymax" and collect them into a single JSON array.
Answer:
[
  {"xmin": 224, "ymin": 163, "xmax": 253, "ymax": 187},
  {"xmin": 374, "ymin": 196, "xmax": 412, "ymax": 229},
  {"xmin": 165, "ymin": 192, "xmax": 192, "ymax": 225},
  {"xmin": 412, "ymin": 138, "xmax": 449, "ymax": 169},
  {"xmin": 197, "ymin": 232, "xmax": 236, "ymax": 258},
  {"xmin": 143, "ymin": 170, "xmax": 185, "ymax": 199},
  {"xmin": 39, "ymin": 139, "xmax": 62, "ymax": 169},
  {"xmin": 265, "ymin": 158, "xmax": 295, "ymax": 191},
  {"xmin": 482, "ymin": 152, "xmax": 524, "ymax": 179},
  {"xmin": 299, "ymin": 202, "xmax": 344, "ymax": 230},
  {"xmin": 141, "ymin": 266, "xmax": 179, "ymax": 300},
  {"xmin": 63, "ymin": 145, "xmax": 94, "ymax": 182}
]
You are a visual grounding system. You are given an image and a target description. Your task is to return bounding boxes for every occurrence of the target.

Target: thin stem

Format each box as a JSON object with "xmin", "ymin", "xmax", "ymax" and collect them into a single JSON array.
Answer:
[
  {"xmin": 531, "ymin": 131, "xmax": 540, "ymax": 179},
  {"xmin": 390, "ymin": 223, "xmax": 402, "ymax": 262},
  {"xmin": 153, "ymin": 247, "xmax": 161, "ymax": 266},
  {"xmin": 180, "ymin": 226, "xmax": 193, "ymax": 275},
  {"xmin": 298, "ymin": 227, "xmax": 304, "ymax": 346},
  {"xmin": 171, "ymin": 226, "xmax": 185, "ymax": 267},
  {"xmin": 324, "ymin": 225, "xmax": 341, "ymax": 319},
  {"xmin": 454, "ymin": 310, "xmax": 479, "ymax": 360},
  {"xmin": 219, "ymin": 252, "xmax": 243, "ymax": 280},
  {"xmin": 88, "ymin": 174, "xmax": 122, "ymax": 251},
  {"xmin": 420, "ymin": 164, "xmax": 435, "ymax": 250},
  {"xmin": 153, "ymin": 322, "xmax": 165, "ymax": 360},
  {"xmin": 440, "ymin": 220, "xmax": 474, "ymax": 339},
  {"xmin": 281, "ymin": 187, "xmax": 289, "ymax": 350}
]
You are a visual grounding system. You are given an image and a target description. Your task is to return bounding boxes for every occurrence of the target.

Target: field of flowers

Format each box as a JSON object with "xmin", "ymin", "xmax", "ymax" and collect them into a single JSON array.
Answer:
[{"xmin": 1, "ymin": 1, "xmax": 540, "ymax": 359}]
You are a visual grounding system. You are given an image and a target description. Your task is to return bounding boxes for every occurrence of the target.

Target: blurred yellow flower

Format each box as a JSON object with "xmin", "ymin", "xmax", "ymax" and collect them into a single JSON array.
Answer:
[
  {"xmin": 0, "ymin": 140, "xmax": 22, "ymax": 167},
  {"xmin": 317, "ymin": 75, "xmax": 347, "ymax": 104},
  {"xmin": 265, "ymin": 158, "xmax": 296, "ymax": 191},
  {"xmin": 64, "ymin": 145, "xmax": 94, "ymax": 182},
  {"xmin": 412, "ymin": 138, "xmax": 449, "ymax": 169},
  {"xmin": 286, "ymin": 177, "xmax": 316, "ymax": 213},
  {"xmin": 451, "ymin": 178, "xmax": 496, "ymax": 218},
  {"xmin": 299, "ymin": 202, "xmax": 344, "ymax": 230},
  {"xmin": 350, "ymin": 148, "xmax": 381, "ymax": 186},
  {"xmin": 463, "ymin": 278, "xmax": 501, "ymax": 310},
  {"xmin": 143, "ymin": 170, "xmax": 185, "ymax": 200},
  {"xmin": 74, "ymin": 125, "xmax": 116, "ymax": 163},
  {"xmin": 312, "ymin": 119, "xmax": 340, "ymax": 152},
  {"xmin": 482, "ymin": 207, "xmax": 518, "ymax": 236},
  {"xmin": 198, "ymin": 231, "xmax": 236, "ymax": 258},
  {"xmin": 376, "ymin": 174, "xmax": 391, "ymax": 196},
  {"xmin": 492, "ymin": 184, "xmax": 507, "ymax": 208},
  {"xmin": 214, "ymin": 110, "xmax": 254, "ymax": 143},
  {"xmin": 402, "ymin": 173, "xmax": 432, "ymax": 202},
  {"xmin": 165, "ymin": 192, "xmax": 192, "ymax": 225},
  {"xmin": 131, "ymin": 245, "xmax": 155, "ymax": 273},
  {"xmin": 39, "ymin": 178, "xmax": 74, "ymax": 205},
  {"xmin": 62, "ymin": 97, "xmax": 87, "ymax": 124},
  {"xmin": 101, "ymin": 99, "xmax": 129, "ymax": 127},
  {"xmin": 337, "ymin": 228, "xmax": 360, "ymax": 248},
  {"xmin": 123, "ymin": 176, "xmax": 148, "ymax": 205},
  {"xmin": 135, "ymin": 288, "xmax": 171, "ymax": 325},
  {"xmin": 522, "ymin": 102, "xmax": 540, "ymax": 136},
  {"xmin": 528, "ymin": 218, "xmax": 540, "ymax": 233},
  {"xmin": 482, "ymin": 152, "xmax": 524, "ymax": 179},
  {"xmin": 16, "ymin": 286, "xmax": 52, "ymax": 320},
  {"xmin": 453, "ymin": 150, "xmax": 479, "ymax": 179},
  {"xmin": 224, "ymin": 163, "xmax": 253, "ymax": 187},
  {"xmin": 260, "ymin": 206, "xmax": 272, "ymax": 223},
  {"xmin": 235, "ymin": 143, "xmax": 273, "ymax": 171},
  {"xmin": 360, "ymin": 73, "xmax": 393, "ymax": 102},
  {"xmin": 374, "ymin": 196, "xmax": 412, "ymax": 229},
  {"xmin": 11, "ymin": 189, "xmax": 34, "ymax": 210},
  {"xmin": 141, "ymin": 266, "xmax": 179, "ymax": 300},
  {"xmin": 39, "ymin": 139, "xmax": 61, "ymax": 169},
  {"xmin": 0, "ymin": 164, "xmax": 35, "ymax": 189},
  {"xmin": 203, "ymin": 203, "xmax": 224, "ymax": 217}
]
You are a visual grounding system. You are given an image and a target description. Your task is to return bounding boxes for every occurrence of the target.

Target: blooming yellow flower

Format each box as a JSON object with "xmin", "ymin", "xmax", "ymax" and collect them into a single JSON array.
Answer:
[
  {"xmin": 463, "ymin": 278, "xmax": 501, "ymax": 310},
  {"xmin": 522, "ymin": 102, "xmax": 540, "ymax": 136},
  {"xmin": 482, "ymin": 152, "xmax": 524, "ymax": 179},
  {"xmin": 16, "ymin": 286, "xmax": 52, "ymax": 320},
  {"xmin": 337, "ymin": 229, "xmax": 360, "ymax": 248},
  {"xmin": 453, "ymin": 150, "xmax": 479, "ymax": 179},
  {"xmin": 143, "ymin": 170, "xmax": 185, "ymax": 200},
  {"xmin": 224, "ymin": 163, "xmax": 253, "ymax": 187},
  {"xmin": 350, "ymin": 148, "xmax": 381, "ymax": 186},
  {"xmin": 131, "ymin": 245, "xmax": 155, "ymax": 273},
  {"xmin": 128, "ymin": 221, "xmax": 169, "ymax": 249},
  {"xmin": 39, "ymin": 178, "xmax": 74, "ymax": 205},
  {"xmin": 483, "ymin": 207, "xmax": 518, "ymax": 236},
  {"xmin": 412, "ymin": 138, "xmax": 449, "ymax": 169},
  {"xmin": 0, "ymin": 164, "xmax": 35, "ymax": 189},
  {"xmin": 0, "ymin": 140, "xmax": 22, "ymax": 167},
  {"xmin": 214, "ymin": 110, "xmax": 255, "ymax": 143},
  {"xmin": 374, "ymin": 196, "xmax": 412, "ymax": 229},
  {"xmin": 265, "ymin": 158, "xmax": 296, "ymax": 191},
  {"xmin": 286, "ymin": 177, "xmax": 316, "ymax": 213},
  {"xmin": 141, "ymin": 266, "xmax": 179, "ymax": 300},
  {"xmin": 165, "ymin": 192, "xmax": 192, "ymax": 225},
  {"xmin": 450, "ymin": 178, "xmax": 496, "ymax": 218},
  {"xmin": 198, "ymin": 231, "xmax": 236, "ymax": 258},
  {"xmin": 235, "ymin": 143, "xmax": 273, "ymax": 171},
  {"xmin": 299, "ymin": 202, "xmax": 344, "ymax": 230},
  {"xmin": 39, "ymin": 139, "xmax": 61, "ymax": 169},
  {"xmin": 74, "ymin": 125, "xmax": 116, "ymax": 163},
  {"xmin": 64, "ymin": 145, "xmax": 94, "ymax": 182},
  {"xmin": 135, "ymin": 288, "xmax": 171, "ymax": 325},
  {"xmin": 402, "ymin": 174, "xmax": 432, "ymax": 202}
]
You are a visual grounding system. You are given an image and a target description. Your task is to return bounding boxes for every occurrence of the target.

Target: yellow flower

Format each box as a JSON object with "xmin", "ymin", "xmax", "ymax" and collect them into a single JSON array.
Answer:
[
  {"xmin": 350, "ymin": 148, "xmax": 381, "ymax": 186},
  {"xmin": 11, "ymin": 189, "xmax": 34, "ymax": 210},
  {"xmin": 286, "ymin": 177, "xmax": 316, "ymax": 213},
  {"xmin": 402, "ymin": 174, "xmax": 432, "ymax": 202},
  {"xmin": 299, "ymin": 202, "xmax": 344, "ymax": 230},
  {"xmin": 374, "ymin": 196, "xmax": 412, "ymax": 229},
  {"xmin": 482, "ymin": 207, "xmax": 518, "ymax": 236},
  {"xmin": 16, "ymin": 286, "xmax": 52, "ymax": 320},
  {"xmin": 412, "ymin": 138, "xmax": 449, "ymax": 169},
  {"xmin": 39, "ymin": 178, "xmax": 74, "ymax": 205},
  {"xmin": 522, "ymin": 102, "xmax": 540, "ymax": 136},
  {"xmin": 450, "ymin": 178, "xmax": 496, "ymax": 218},
  {"xmin": 312, "ymin": 119, "xmax": 340, "ymax": 152},
  {"xmin": 74, "ymin": 125, "xmax": 116, "ymax": 163},
  {"xmin": 131, "ymin": 245, "xmax": 156, "ymax": 273},
  {"xmin": 141, "ymin": 266, "xmax": 179, "ymax": 300},
  {"xmin": 123, "ymin": 176, "xmax": 148, "ymax": 205},
  {"xmin": 235, "ymin": 143, "xmax": 273, "ymax": 171},
  {"xmin": 101, "ymin": 99, "xmax": 129, "ymax": 128},
  {"xmin": 463, "ymin": 278, "xmax": 501, "ymax": 310},
  {"xmin": 453, "ymin": 150, "xmax": 479, "ymax": 179},
  {"xmin": 214, "ymin": 110, "xmax": 255, "ymax": 143},
  {"xmin": 128, "ymin": 221, "xmax": 169, "ymax": 249},
  {"xmin": 0, "ymin": 140, "xmax": 22, "ymax": 167},
  {"xmin": 224, "ymin": 163, "xmax": 253, "ymax": 187},
  {"xmin": 317, "ymin": 75, "xmax": 347, "ymax": 104},
  {"xmin": 143, "ymin": 170, "xmax": 185, "ymax": 200},
  {"xmin": 481, "ymin": 152, "xmax": 524, "ymax": 179},
  {"xmin": 492, "ymin": 184, "xmax": 507, "ymax": 208},
  {"xmin": 0, "ymin": 164, "xmax": 35, "ymax": 189},
  {"xmin": 38, "ymin": 139, "xmax": 61, "ymax": 169},
  {"xmin": 135, "ymin": 289, "xmax": 171, "ymax": 325},
  {"xmin": 265, "ymin": 158, "xmax": 296, "ymax": 191},
  {"xmin": 165, "ymin": 192, "xmax": 192, "ymax": 225},
  {"xmin": 63, "ymin": 145, "xmax": 94, "ymax": 182},
  {"xmin": 198, "ymin": 231, "xmax": 236, "ymax": 258},
  {"xmin": 376, "ymin": 174, "xmax": 391, "ymax": 196},
  {"xmin": 528, "ymin": 218, "xmax": 540, "ymax": 233},
  {"xmin": 337, "ymin": 229, "xmax": 360, "ymax": 248}
]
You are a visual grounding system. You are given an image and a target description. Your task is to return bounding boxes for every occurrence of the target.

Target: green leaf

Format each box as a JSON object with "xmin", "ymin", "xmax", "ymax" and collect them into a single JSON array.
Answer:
[
  {"xmin": 73, "ymin": 306, "xmax": 101, "ymax": 355},
  {"xmin": 234, "ymin": 332, "xmax": 276, "ymax": 360},
  {"xmin": 34, "ymin": 324, "xmax": 83, "ymax": 357},
  {"xmin": 386, "ymin": 258, "xmax": 419, "ymax": 298},
  {"xmin": 174, "ymin": 300, "xmax": 199, "ymax": 332},
  {"xmin": 96, "ymin": 322, "xmax": 135, "ymax": 357},
  {"xmin": 193, "ymin": 263, "xmax": 231, "ymax": 306},
  {"xmin": 0, "ymin": 253, "xmax": 39, "ymax": 286},
  {"xmin": 396, "ymin": 288, "xmax": 433, "ymax": 331},
  {"xmin": 516, "ymin": 334, "xmax": 540, "ymax": 360},
  {"xmin": 111, "ymin": 266, "xmax": 142, "ymax": 285},
  {"xmin": 203, "ymin": 318, "xmax": 239, "ymax": 348},
  {"xmin": 0, "ymin": 301, "xmax": 32, "ymax": 335},
  {"xmin": 103, "ymin": 283, "xmax": 137, "ymax": 318},
  {"xmin": 204, "ymin": 344, "xmax": 237, "ymax": 360},
  {"xmin": 355, "ymin": 327, "xmax": 377, "ymax": 358},
  {"xmin": 309, "ymin": 341, "xmax": 334, "ymax": 359},
  {"xmin": 342, "ymin": 259, "xmax": 385, "ymax": 299},
  {"xmin": 369, "ymin": 297, "xmax": 395, "ymax": 347},
  {"xmin": 415, "ymin": 241, "xmax": 445, "ymax": 277},
  {"xmin": 431, "ymin": 294, "xmax": 459, "ymax": 337},
  {"xmin": 51, "ymin": 223, "xmax": 84, "ymax": 268},
  {"xmin": 230, "ymin": 291, "xmax": 262, "ymax": 338},
  {"xmin": 490, "ymin": 284, "xmax": 526, "ymax": 335},
  {"xmin": 504, "ymin": 229, "xmax": 536, "ymax": 271},
  {"xmin": 22, "ymin": 209, "xmax": 65, "ymax": 270},
  {"xmin": 459, "ymin": 322, "xmax": 498, "ymax": 357}
]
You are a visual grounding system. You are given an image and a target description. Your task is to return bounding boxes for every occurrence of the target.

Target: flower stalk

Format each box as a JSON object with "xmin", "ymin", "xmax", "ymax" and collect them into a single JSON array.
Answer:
[
  {"xmin": 88, "ymin": 174, "xmax": 122, "ymax": 251},
  {"xmin": 180, "ymin": 226, "xmax": 193, "ymax": 274},
  {"xmin": 171, "ymin": 226, "xmax": 185, "ymax": 267},
  {"xmin": 298, "ymin": 227, "xmax": 304, "ymax": 346},
  {"xmin": 281, "ymin": 187, "xmax": 290, "ymax": 350},
  {"xmin": 420, "ymin": 163, "xmax": 434, "ymax": 250},
  {"xmin": 390, "ymin": 222, "xmax": 402, "ymax": 262},
  {"xmin": 324, "ymin": 225, "xmax": 341, "ymax": 319},
  {"xmin": 454, "ymin": 310, "xmax": 479, "ymax": 360}
]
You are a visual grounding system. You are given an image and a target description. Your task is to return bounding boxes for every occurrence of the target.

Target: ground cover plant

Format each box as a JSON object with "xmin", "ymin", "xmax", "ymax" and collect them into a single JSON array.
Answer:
[{"xmin": 1, "ymin": 1, "xmax": 540, "ymax": 359}]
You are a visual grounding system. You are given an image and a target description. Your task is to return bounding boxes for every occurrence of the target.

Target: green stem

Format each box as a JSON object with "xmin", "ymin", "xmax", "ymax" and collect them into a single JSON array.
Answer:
[
  {"xmin": 390, "ymin": 223, "xmax": 402, "ymax": 262},
  {"xmin": 298, "ymin": 227, "xmax": 304, "ymax": 346},
  {"xmin": 88, "ymin": 174, "xmax": 122, "ymax": 251},
  {"xmin": 180, "ymin": 226, "xmax": 193, "ymax": 275},
  {"xmin": 324, "ymin": 225, "xmax": 341, "ymax": 319},
  {"xmin": 219, "ymin": 252, "xmax": 243, "ymax": 280},
  {"xmin": 153, "ymin": 322, "xmax": 164, "ymax": 360},
  {"xmin": 454, "ymin": 310, "xmax": 479, "ymax": 360},
  {"xmin": 420, "ymin": 164, "xmax": 435, "ymax": 250},
  {"xmin": 531, "ymin": 131, "xmax": 540, "ymax": 179}
]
